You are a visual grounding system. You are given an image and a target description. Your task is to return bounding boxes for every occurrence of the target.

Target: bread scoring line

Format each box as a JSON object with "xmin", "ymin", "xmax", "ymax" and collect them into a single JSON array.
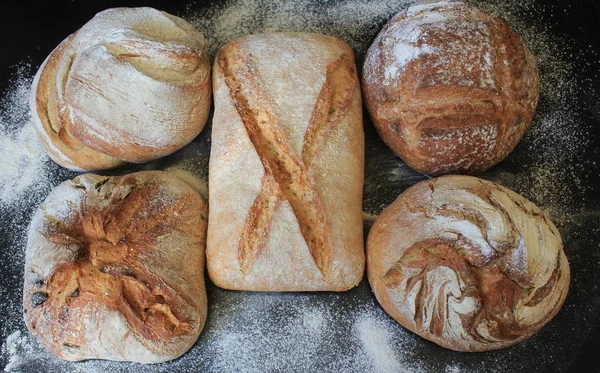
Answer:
[{"xmin": 217, "ymin": 43, "xmax": 357, "ymax": 278}]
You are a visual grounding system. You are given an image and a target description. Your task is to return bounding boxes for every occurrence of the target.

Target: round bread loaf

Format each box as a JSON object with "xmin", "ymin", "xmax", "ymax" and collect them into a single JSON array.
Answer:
[
  {"xmin": 362, "ymin": 0, "xmax": 539, "ymax": 175},
  {"xmin": 23, "ymin": 171, "xmax": 208, "ymax": 363},
  {"xmin": 367, "ymin": 175, "xmax": 570, "ymax": 352},
  {"xmin": 30, "ymin": 7, "xmax": 212, "ymax": 171}
]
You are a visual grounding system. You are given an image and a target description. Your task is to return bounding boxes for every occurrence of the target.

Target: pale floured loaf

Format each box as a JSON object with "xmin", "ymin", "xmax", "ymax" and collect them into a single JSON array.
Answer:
[
  {"xmin": 362, "ymin": 0, "xmax": 540, "ymax": 175},
  {"xmin": 30, "ymin": 7, "xmax": 212, "ymax": 171},
  {"xmin": 23, "ymin": 171, "xmax": 208, "ymax": 363},
  {"xmin": 207, "ymin": 32, "xmax": 365, "ymax": 292},
  {"xmin": 367, "ymin": 175, "xmax": 570, "ymax": 351}
]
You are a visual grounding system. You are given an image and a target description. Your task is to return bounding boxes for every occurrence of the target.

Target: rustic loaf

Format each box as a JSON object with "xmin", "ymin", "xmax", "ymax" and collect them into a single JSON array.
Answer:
[
  {"xmin": 362, "ymin": 0, "xmax": 540, "ymax": 175},
  {"xmin": 367, "ymin": 175, "xmax": 570, "ymax": 351},
  {"xmin": 23, "ymin": 171, "xmax": 208, "ymax": 363},
  {"xmin": 30, "ymin": 7, "xmax": 211, "ymax": 171},
  {"xmin": 207, "ymin": 32, "xmax": 365, "ymax": 291}
]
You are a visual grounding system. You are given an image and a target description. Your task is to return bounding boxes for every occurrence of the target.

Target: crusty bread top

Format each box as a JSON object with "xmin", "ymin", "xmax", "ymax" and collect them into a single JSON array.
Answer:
[
  {"xmin": 362, "ymin": 0, "xmax": 539, "ymax": 175},
  {"xmin": 24, "ymin": 171, "xmax": 208, "ymax": 363},
  {"xmin": 30, "ymin": 7, "xmax": 211, "ymax": 171},
  {"xmin": 367, "ymin": 175, "xmax": 570, "ymax": 351},
  {"xmin": 208, "ymin": 33, "xmax": 365, "ymax": 291},
  {"xmin": 365, "ymin": 1, "xmax": 502, "ymax": 90}
]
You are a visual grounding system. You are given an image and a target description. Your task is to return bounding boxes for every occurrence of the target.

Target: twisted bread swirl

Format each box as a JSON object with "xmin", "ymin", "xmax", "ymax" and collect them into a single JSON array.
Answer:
[
  {"xmin": 367, "ymin": 175, "xmax": 570, "ymax": 351},
  {"xmin": 30, "ymin": 7, "xmax": 211, "ymax": 171}
]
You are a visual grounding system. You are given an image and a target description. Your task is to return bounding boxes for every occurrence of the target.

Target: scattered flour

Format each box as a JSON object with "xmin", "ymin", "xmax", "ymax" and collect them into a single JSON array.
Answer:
[
  {"xmin": 2, "ymin": 330, "xmax": 31, "ymax": 372},
  {"xmin": 0, "ymin": 66, "xmax": 51, "ymax": 207},
  {"xmin": 188, "ymin": 0, "xmax": 414, "ymax": 59},
  {"xmin": 0, "ymin": 0, "xmax": 598, "ymax": 373},
  {"xmin": 200, "ymin": 294, "xmax": 422, "ymax": 373},
  {"xmin": 0, "ymin": 294, "xmax": 422, "ymax": 373},
  {"xmin": 356, "ymin": 315, "xmax": 406, "ymax": 373},
  {"xmin": 444, "ymin": 364, "xmax": 462, "ymax": 373},
  {"xmin": 474, "ymin": 0, "xmax": 596, "ymax": 230}
]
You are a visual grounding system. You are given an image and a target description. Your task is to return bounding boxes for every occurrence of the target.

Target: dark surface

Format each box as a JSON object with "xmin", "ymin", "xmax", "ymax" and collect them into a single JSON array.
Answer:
[{"xmin": 0, "ymin": 0, "xmax": 599, "ymax": 372}]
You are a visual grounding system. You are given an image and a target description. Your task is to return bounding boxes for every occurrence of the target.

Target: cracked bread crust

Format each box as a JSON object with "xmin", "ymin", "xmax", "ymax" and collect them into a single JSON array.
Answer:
[{"xmin": 23, "ymin": 171, "xmax": 208, "ymax": 363}]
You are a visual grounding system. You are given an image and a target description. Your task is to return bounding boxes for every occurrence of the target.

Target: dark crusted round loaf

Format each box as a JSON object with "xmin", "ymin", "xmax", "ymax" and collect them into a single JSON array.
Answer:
[{"xmin": 362, "ymin": 0, "xmax": 540, "ymax": 175}]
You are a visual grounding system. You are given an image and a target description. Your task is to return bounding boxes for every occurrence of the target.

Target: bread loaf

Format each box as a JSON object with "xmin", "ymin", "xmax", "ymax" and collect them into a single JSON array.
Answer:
[
  {"xmin": 362, "ymin": 0, "xmax": 539, "ymax": 175},
  {"xmin": 207, "ymin": 32, "xmax": 365, "ymax": 291},
  {"xmin": 367, "ymin": 175, "xmax": 570, "ymax": 351},
  {"xmin": 30, "ymin": 7, "xmax": 212, "ymax": 171},
  {"xmin": 23, "ymin": 171, "xmax": 208, "ymax": 363}
]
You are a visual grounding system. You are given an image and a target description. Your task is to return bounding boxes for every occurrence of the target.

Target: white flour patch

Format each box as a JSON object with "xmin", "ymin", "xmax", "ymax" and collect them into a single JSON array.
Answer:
[
  {"xmin": 444, "ymin": 364, "xmax": 462, "ymax": 373},
  {"xmin": 0, "ymin": 66, "xmax": 51, "ymax": 207},
  {"xmin": 0, "ymin": 121, "xmax": 48, "ymax": 204},
  {"xmin": 165, "ymin": 167, "xmax": 208, "ymax": 200},
  {"xmin": 2, "ymin": 330, "xmax": 32, "ymax": 372},
  {"xmin": 355, "ymin": 314, "xmax": 405, "ymax": 373}
]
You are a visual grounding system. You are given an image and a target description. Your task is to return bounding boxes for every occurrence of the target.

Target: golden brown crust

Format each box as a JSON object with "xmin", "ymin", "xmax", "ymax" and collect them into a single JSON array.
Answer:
[
  {"xmin": 23, "ymin": 171, "xmax": 208, "ymax": 363},
  {"xmin": 367, "ymin": 175, "xmax": 570, "ymax": 352},
  {"xmin": 31, "ymin": 34, "xmax": 122, "ymax": 171},
  {"xmin": 362, "ymin": 0, "xmax": 540, "ymax": 175},
  {"xmin": 30, "ymin": 7, "xmax": 211, "ymax": 171},
  {"xmin": 207, "ymin": 33, "xmax": 365, "ymax": 291}
]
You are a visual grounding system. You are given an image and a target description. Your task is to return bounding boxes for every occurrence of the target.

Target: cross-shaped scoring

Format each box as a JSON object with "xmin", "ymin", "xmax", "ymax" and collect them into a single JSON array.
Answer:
[{"xmin": 218, "ymin": 43, "xmax": 358, "ymax": 279}]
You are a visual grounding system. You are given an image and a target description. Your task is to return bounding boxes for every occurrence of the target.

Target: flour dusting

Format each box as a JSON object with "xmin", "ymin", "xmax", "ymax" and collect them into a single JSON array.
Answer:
[
  {"xmin": 0, "ymin": 1, "xmax": 598, "ymax": 372},
  {"xmin": 0, "ymin": 66, "xmax": 51, "ymax": 207},
  {"xmin": 188, "ymin": 0, "xmax": 414, "ymax": 59},
  {"xmin": 2, "ymin": 330, "xmax": 32, "ymax": 372}
]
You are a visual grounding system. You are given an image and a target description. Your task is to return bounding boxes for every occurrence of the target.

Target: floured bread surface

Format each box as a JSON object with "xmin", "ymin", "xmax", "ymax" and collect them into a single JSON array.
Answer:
[
  {"xmin": 367, "ymin": 175, "xmax": 570, "ymax": 352},
  {"xmin": 207, "ymin": 32, "xmax": 365, "ymax": 291},
  {"xmin": 23, "ymin": 171, "xmax": 208, "ymax": 363},
  {"xmin": 30, "ymin": 7, "xmax": 212, "ymax": 171},
  {"xmin": 362, "ymin": 0, "xmax": 539, "ymax": 175}
]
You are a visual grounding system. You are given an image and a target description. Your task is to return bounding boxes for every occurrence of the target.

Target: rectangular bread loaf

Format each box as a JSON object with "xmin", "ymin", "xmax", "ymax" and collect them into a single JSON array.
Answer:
[{"xmin": 207, "ymin": 32, "xmax": 365, "ymax": 291}]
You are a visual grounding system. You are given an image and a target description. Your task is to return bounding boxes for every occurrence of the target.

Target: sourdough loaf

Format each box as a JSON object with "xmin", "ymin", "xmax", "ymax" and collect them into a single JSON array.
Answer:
[
  {"xmin": 367, "ymin": 175, "xmax": 570, "ymax": 351},
  {"xmin": 207, "ymin": 32, "xmax": 365, "ymax": 291},
  {"xmin": 362, "ymin": 0, "xmax": 540, "ymax": 175},
  {"xmin": 30, "ymin": 7, "xmax": 211, "ymax": 171},
  {"xmin": 23, "ymin": 171, "xmax": 208, "ymax": 363}
]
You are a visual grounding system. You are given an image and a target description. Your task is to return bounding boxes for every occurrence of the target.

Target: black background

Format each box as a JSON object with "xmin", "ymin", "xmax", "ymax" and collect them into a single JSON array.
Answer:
[{"xmin": 0, "ymin": 0, "xmax": 599, "ymax": 372}]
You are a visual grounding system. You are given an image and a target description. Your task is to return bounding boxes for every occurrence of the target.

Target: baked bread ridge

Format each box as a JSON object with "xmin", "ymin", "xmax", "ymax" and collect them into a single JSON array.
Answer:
[
  {"xmin": 207, "ymin": 32, "xmax": 365, "ymax": 292},
  {"xmin": 362, "ymin": 0, "xmax": 540, "ymax": 175},
  {"xmin": 30, "ymin": 7, "xmax": 212, "ymax": 171},
  {"xmin": 367, "ymin": 175, "xmax": 570, "ymax": 352},
  {"xmin": 23, "ymin": 170, "xmax": 208, "ymax": 363}
]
